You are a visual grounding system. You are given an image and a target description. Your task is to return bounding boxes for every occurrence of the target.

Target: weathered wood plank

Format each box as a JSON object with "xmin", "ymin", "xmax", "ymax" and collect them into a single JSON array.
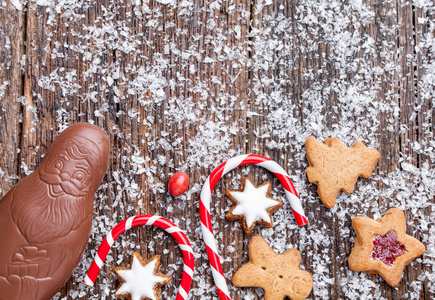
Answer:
[
  {"xmin": 369, "ymin": 0, "xmax": 401, "ymax": 299},
  {"xmin": 414, "ymin": 2, "xmax": 435, "ymax": 300},
  {"xmin": 0, "ymin": 1, "xmax": 24, "ymax": 194}
]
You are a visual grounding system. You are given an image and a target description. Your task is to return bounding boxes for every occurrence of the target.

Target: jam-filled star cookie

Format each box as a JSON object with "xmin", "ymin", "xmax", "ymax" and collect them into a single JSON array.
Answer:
[
  {"xmin": 348, "ymin": 208, "xmax": 425, "ymax": 287},
  {"xmin": 225, "ymin": 178, "xmax": 283, "ymax": 234},
  {"xmin": 305, "ymin": 136, "xmax": 380, "ymax": 208},
  {"xmin": 232, "ymin": 235, "xmax": 313, "ymax": 300},
  {"xmin": 114, "ymin": 252, "xmax": 170, "ymax": 300}
]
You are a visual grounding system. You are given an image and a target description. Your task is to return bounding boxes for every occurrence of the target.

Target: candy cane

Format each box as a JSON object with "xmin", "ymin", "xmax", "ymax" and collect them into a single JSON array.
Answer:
[
  {"xmin": 84, "ymin": 215, "xmax": 194, "ymax": 300},
  {"xmin": 200, "ymin": 154, "xmax": 307, "ymax": 300}
]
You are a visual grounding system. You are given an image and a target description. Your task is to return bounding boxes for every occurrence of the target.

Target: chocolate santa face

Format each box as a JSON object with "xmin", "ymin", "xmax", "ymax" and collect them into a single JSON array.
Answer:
[{"xmin": 0, "ymin": 123, "xmax": 110, "ymax": 300}]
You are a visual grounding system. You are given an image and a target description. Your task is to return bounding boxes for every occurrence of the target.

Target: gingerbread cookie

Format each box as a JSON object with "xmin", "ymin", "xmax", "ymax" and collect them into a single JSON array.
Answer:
[
  {"xmin": 305, "ymin": 136, "xmax": 380, "ymax": 208},
  {"xmin": 115, "ymin": 252, "xmax": 170, "ymax": 300},
  {"xmin": 348, "ymin": 208, "xmax": 425, "ymax": 287},
  {"xmin": 232, "ymin": 235, "xmax": 312, "ymax": 300},
  {"xmin": 225, "ymin": 178, "xmax": 283, "ymax": 234}
]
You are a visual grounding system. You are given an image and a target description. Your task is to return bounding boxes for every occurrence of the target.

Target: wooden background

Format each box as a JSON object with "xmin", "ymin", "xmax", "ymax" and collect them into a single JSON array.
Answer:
[{"xmin": 0, "ymin": 0, "xmax": 434, "ymax": 299}]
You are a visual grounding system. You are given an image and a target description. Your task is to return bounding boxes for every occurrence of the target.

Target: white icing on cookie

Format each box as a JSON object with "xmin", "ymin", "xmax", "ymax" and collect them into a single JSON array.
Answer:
[
  {"xmin": 116, "ymin": 256, "xmax": 166, "ymax": 300},
  {"xmin": 228, "ymin": 180, "xmax": 280, "ymax": 228}
]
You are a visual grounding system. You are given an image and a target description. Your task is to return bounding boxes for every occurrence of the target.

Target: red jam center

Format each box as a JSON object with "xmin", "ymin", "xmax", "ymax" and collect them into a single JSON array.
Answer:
[{"xmin": 370, "ymin": 230, "xmax": 406, "ymax": 266}]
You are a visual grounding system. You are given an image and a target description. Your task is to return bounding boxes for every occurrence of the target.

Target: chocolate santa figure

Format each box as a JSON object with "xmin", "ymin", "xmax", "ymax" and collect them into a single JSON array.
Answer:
[{"xmin": 0, "ymin": 123, "xmax": 110, "ymax": 300}]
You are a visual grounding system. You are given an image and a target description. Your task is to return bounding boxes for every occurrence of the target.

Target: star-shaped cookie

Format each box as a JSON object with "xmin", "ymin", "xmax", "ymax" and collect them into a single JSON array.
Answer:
[
  {"xmin": 305, "ymin": 136, "xmax": 380, "ymax": 208},
  {"xmin": 225, "ymin": 178, "xmax": 283, "ymax": 234},
  {"xmin": 232, "ymin": 235, "xmax": 313, "ymax": 300},
  {"xmin": 114, "ymin": 252, "xmax": 170, "ymax": 300},
  {"xmin": 348, "ymin": 208, "xmax": 425, "ymax": 287}
]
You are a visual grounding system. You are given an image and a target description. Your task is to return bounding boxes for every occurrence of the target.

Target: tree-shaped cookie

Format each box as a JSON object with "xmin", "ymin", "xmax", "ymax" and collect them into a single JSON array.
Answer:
[
  {"xmin": 305, "ymin": 136, "xmax": 380, "ymax": 208},
  {"xmin": 232, "ymin": 235, "xmax": 312, "ymax": 300}
]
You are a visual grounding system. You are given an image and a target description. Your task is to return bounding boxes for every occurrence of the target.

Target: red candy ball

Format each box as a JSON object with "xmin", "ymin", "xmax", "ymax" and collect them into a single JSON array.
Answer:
[{"xmin": 168, "ymin": 172, "xmax": 189, "ymax": 196}]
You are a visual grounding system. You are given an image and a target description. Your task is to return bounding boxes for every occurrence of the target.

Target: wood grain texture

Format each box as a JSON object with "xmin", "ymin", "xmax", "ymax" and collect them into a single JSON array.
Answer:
[
  {"xmin": 0, "ymin": 1, "xmax": 24, "ymax": 194},
  {"xmin": 0, "ymin": 0, "xmax": 433, "ymax": 299}
]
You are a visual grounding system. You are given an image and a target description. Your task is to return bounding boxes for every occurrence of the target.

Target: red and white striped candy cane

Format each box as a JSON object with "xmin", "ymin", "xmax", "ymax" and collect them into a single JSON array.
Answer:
[
  {"xmin": 200, "ymin": 154, "xmax": 307, "ymax": 300},
  {"xmin": 84, "ymin": 215, "xmax": 194, "ymax": 300}
]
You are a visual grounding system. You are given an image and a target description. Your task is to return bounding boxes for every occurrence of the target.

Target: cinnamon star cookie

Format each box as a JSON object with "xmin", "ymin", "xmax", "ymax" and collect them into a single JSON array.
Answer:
[
  {"xmin": 115, "ymin": 252, "xmax": 170, "ymax": 300},
  {"xmin": 225, "ymin": 178, "xmax": 282, "ymax": 234}
]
